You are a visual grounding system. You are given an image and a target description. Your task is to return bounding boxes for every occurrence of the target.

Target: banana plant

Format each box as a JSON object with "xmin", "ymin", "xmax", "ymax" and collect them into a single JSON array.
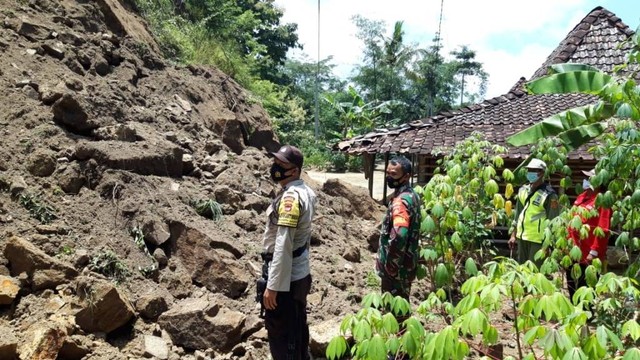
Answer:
[{"xmin": 506, "ymin": 24, "xmax": 640, "ymax": 150}]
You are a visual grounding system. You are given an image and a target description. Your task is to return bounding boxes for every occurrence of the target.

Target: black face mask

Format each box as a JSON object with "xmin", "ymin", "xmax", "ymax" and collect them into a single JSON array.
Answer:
[
  {"xmin": 386, "ymin": 175, "xmax": 404, "ymax": 189},
  {"xmin": 270, "ymin": 163, "xmax": 293, "ymax": 182}
]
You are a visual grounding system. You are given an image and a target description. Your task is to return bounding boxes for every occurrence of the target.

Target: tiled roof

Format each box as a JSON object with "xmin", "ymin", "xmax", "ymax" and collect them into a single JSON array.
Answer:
[{"xmin": 334, "ymin": 6, "xmax": 635, "ymax": 161}]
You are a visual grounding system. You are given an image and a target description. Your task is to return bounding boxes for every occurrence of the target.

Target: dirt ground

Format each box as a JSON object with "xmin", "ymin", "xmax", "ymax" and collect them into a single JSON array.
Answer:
[{"xmin": 307, "ymin": 169, "xmax": 386, "ymax": 201}]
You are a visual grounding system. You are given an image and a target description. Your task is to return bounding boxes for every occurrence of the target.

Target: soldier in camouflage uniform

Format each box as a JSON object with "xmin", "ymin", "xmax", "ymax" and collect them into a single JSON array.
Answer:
[{"xmin": 376, "ymin": 156, "xmax": 422, "ymax": 300}]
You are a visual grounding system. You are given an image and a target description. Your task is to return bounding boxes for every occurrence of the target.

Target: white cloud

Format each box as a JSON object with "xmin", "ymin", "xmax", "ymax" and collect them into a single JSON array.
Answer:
[{"xmin": 274, "ymin": 0, "xmax": 635, "ymax": 99}]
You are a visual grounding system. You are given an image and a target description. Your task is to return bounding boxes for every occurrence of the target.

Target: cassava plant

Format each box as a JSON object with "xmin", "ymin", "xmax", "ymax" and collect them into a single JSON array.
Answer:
[
  {"xmin": 327, "ymin": 258, "xmax": 640, "ymax": 360},
  {"xmin": 415, "ymin": 132, "xmax": 515, "ymax": 295}
]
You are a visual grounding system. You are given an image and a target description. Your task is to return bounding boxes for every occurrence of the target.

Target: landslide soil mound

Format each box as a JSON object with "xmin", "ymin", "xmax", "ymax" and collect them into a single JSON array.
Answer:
[{"xmin": 0, "ymin": 0, "xmax": 389, "ymax": 359}]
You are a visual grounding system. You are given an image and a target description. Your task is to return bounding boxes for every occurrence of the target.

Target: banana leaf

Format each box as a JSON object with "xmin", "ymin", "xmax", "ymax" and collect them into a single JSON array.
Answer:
[
  {"xmin": 525, "ymin": 71, "xmax": 612, "ymax": 95},
  {"xmin": 506, "ymin": 103, "xmax": 611, "ymax": 146},
  {"xmin": 546, "ymin": 63, "xmax": 600, "ymax": 74},
  {"xmin": 557, "ymin": 122, "xmax": 607, "ymax": 151}
]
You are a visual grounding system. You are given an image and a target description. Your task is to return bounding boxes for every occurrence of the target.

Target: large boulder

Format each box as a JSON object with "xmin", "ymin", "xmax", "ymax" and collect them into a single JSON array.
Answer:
[
  {"xmin": 3, "ymin": 236, "xmax": 78, "ymax": 291},
  {"xmin": 74, "ymin": 277, "xmax": 136, "ymax": 334},
  {"xmin": 168, "ymin": 221, "xmax": 248, "ymax": 298},
  {"xmin": 158, "ymin": 298, "xmax": 245, "ymax": 351},
  {"xmin": 18, "ymin": 321, "xmax": 68, "ymax": 360},
  {"xmin": 309, "ymin": 319, "xmax": 342, "ymax": 357},
  {"xmin": 75, "ymin": 140, "xmax": 183, "ymax": 177}
]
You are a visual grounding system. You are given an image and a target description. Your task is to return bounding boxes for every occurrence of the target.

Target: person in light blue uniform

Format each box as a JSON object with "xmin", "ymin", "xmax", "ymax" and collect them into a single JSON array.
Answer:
[{"xmin": 260, "ymin": 145, "xmax": 316, "ymax": 360}]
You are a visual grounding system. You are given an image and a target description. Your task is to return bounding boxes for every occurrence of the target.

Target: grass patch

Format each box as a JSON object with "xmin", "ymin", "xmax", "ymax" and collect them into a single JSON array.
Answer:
[
  {"xmin": 19, "ymin": 193, "xmax": 57, "ymax": 224},
  {"xmin": 365, "ymin": 271, "xmax": 381, "ymax": 289}
]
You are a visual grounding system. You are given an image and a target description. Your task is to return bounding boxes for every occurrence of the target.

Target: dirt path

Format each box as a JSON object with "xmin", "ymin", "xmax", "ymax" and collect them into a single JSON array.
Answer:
[{"xmin": 307, "ymin": 169, "xmax": 386, "ymax": 200}]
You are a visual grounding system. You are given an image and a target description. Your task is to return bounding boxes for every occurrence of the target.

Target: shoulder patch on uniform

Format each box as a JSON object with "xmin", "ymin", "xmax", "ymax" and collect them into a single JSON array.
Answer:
[{"xmin": 277, "ymin": 190, "xmax": 300, "ymax": 227}]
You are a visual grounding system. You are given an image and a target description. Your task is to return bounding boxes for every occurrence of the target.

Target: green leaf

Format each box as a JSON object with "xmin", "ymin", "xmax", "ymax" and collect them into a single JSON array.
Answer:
[
  {"xmin": 381, "ymin": 312, "xmax": 399, "ymax": 335},
  {"xmin": 561, "ymin": 347, "xmax": 588, "ymax": 360},
  {"xmin": 326, "ymin": 336, "xmax": 348, "ymax": 360},
  {"xmin": 367, "ymin": 334, "xmax": 387, "ymax": 360},
  {"xmin": 455, "ymin": 293, "xmax": 480, "ymax": 315},
  {"xmin": 622, "ymin": 320, "xmax": 640, "ymax": 341},
  {"xmin": 421, "ymin": 215, "xmax": 437, "ymax": 233},
  {"xmin": 547, "ymin": 63, "xmax": 601, "ymax": 74},
  {"xmin": 506, "ymin": 103, "xmax": 611, "ymax": 147},
  {"xmin": 460, "ymin": 308, "xmax": 488, "ymax": 336},
  {"xmin": 484, "ymin": 179, "xmax": 499, "ymax": 196},
  {"xmin": 524, "ymin": 326, "xmax": 545, "ymax": 345},
  {"xmin": 353, "ymin": 319, "xmax": 372, "ymax": 342},
  {"xmin": 484, "ymin": 325, "xmax": 499, "ymax": 345},
  {"xmin": 362, "ymin": 292, "xmax": 382, "ymax": 309},
  {"xmin": 386, "ymin": 336, "xmax": 400, "ymax": 355},
  {"xmin": 502, "ymin": 169, "xmax": 515, "ymax": 182},
  {"xmin": 622, "ymin": 347, "xmax": 640, "ymax": 360},
  {"xmin": 391, "ymin": 296, "xmax": 411, "ymax": 316},
  {"xmin": 585, "ymin": 265, "xmax": 598, "ymax": 287},
  {"xmin": 526, "ymin": 70, "xmax": 612, "ymax": 94},
  {"xmin": 605, "ymin": 327, "xmax": 623, "ymax": 350},
  {"xmin": 465, "ymin": 258, "xmax": 478, "ymax": 276},
  {"xmin": 557, "ymin": 122, "xmax": 608, "ymax": 151},
  {"xmin": 432, "ymin": 202, "xmax": 445, "ymax": 217},
  {"xmin": 569, "ymin": 246, "xmax": 583, "ymax": 262},
  {"xmin": 435, "ymin": 263, "xmax": 451, "ymax": 288}
]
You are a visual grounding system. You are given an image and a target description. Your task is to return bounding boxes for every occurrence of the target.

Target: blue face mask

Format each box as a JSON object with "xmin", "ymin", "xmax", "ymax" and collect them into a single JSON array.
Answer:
[
  {"xmin": 526, "ymin": 171, "xmax": 540, "ymax": 183},
  {"xmin": 583, "ymin": 179, "xmax": 591, "ymax": 190}
]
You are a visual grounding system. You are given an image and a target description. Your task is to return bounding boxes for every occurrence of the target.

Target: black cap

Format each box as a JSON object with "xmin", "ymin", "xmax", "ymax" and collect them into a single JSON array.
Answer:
[{"xmin": 269, "ymin": 145, "xmax": 303, "ymax": 169}]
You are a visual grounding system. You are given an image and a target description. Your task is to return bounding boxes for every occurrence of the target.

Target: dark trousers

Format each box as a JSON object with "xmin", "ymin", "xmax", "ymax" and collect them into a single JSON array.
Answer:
[
  {"xmin": 380, "ymin": 275, "xmax": 412, "ymax": 301},
  {"xmin": 265, "ymin": 275, "xmax": 312, "ymax": 360},
  {"xmin": 517, "ymin": 239, "xmax": 543, "ymax": 268}
]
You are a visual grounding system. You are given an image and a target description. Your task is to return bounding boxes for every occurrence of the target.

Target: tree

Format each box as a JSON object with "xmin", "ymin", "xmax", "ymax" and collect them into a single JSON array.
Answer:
[{"xmin": 450, "ymin": 45, "xmax": 487, "ymax": 106}]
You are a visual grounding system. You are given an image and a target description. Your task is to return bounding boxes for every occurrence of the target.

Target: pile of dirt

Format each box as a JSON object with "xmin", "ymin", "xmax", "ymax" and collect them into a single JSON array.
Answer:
[{"xmin": 0, "ymin": 0, "xmax": 388, "ymax": 359}]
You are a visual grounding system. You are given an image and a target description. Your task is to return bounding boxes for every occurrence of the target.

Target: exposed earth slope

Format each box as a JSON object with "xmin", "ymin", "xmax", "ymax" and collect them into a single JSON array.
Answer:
[{"xmin": 0, "ymin": 0, "xmax": 387, "ymax": 359}]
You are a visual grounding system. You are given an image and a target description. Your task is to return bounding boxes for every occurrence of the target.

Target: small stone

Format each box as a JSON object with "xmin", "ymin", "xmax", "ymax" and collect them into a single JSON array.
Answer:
[
  {"xmin": 164, "ymin": 132, "xmax": 177, "ymax": 142},
  {"xmin": 41, "ymin": 42, "xmax": 65, "ymax": 60},
  {"xmin": 26, "ymin": 49, "xmax": 37, "ymax": 56},
  {"xmin": 22, "ymin": 85, "xmax": 40, "ymax": 100},
  {"xmin": 170, "ymin": 182, "xmax": 180, "ymax": 192},
  {"xmin": 9, "ymin": 176, "xmax": 27, "ymax": 196},
  {"xmin": 94, "ymin": 57, "xmax": 110, "ymax": 76},
  {"xmin": 74, "ymin": 249, "xmax": 90, "ymax": 269},
  {"xmin": 153, "ymin": 248, "xmax": 168, "ymax": 268}
]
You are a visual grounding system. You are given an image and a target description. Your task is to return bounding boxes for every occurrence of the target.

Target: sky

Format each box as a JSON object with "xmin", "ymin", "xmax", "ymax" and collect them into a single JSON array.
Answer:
[{"xmin": 273, "ymin": 0, "xmax": 640, "ymax": 100}]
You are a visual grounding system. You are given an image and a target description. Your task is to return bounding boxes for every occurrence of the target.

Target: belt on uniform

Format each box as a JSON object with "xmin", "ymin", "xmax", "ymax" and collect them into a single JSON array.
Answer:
[
  {"xmin": 292, "ymin": 245, "xmax": 308, "ymax": 258},
  {"xmin": 261, "ymin": 245, "xmax": 308, "ymax": 262}
]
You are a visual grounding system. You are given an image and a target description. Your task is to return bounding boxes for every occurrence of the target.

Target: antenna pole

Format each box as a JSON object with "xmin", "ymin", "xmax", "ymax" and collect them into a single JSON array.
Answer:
[{"xmin": 314, "ymin": 0, "xmax": 320, "ymax": 139}]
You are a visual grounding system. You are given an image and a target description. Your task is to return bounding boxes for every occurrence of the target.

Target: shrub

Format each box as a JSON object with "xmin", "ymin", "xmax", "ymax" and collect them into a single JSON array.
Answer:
[
  {"xmin": 191, "ymin": 199, "xmax": 223, "ymax": 221},
  {"xmin": 89, "ymin": 250, "xmax": 130, "ymax": 283}
]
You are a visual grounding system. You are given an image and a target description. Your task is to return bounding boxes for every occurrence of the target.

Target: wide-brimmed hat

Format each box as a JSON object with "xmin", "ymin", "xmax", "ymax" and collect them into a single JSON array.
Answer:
[
  {"xmin": 526, "ymin": 158, "xmax": 547, "ymax": 171},
  {"xmin": 582, "ymin": 168, "xmax": 595, "ymax": 177}
]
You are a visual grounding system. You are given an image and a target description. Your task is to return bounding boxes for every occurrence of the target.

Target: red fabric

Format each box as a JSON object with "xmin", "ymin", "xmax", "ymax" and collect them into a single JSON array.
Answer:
[
  {"xmin": 568, "ymin": 190, "xmax": 612, "ymax": 263},
  {"xmin": 391, "ymin": 197, "xmax": 410, "ymax": 229}
]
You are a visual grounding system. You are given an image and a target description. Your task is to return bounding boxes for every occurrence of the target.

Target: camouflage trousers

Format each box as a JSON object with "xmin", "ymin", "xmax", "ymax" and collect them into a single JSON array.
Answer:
[{"xmin": 380, "ymin": 275, "xmax": 412, "ymax": 301}]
